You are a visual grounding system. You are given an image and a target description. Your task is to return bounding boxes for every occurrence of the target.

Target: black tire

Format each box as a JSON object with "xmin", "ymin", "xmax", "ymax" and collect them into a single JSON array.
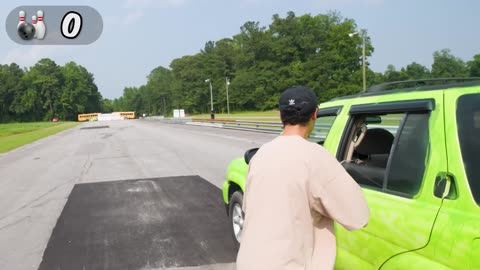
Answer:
[{"xmin": 228, "ymin": 191, "xmax": 243, "ymax": 250}]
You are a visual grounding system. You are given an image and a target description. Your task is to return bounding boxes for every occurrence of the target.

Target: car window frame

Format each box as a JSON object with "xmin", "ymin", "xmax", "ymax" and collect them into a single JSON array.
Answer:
[
  {"xmin": 337, "ymin": 99, "xmax": 435, "ymax": 199},
  {"xmin": 309, "ymin": 106, "xmax": 343, "ymax": 144}
]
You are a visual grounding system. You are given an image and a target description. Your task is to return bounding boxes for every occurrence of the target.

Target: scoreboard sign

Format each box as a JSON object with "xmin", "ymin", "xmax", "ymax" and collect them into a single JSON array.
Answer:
[{"xmin": 6, "ymin": 6, "xmax": 103, "ymax": 45}]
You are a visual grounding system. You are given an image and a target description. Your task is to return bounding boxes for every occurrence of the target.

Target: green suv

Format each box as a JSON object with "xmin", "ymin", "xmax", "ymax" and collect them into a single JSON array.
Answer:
[{"xmin": 222, "ymin": 78, "xmax": 480, "ymax": 269}]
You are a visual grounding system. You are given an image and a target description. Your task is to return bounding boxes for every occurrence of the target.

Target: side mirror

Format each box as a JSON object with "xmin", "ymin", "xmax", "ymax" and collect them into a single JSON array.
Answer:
[{"xmin": 244, "ymin": 148, "xmax": 259, "ymax": 165}]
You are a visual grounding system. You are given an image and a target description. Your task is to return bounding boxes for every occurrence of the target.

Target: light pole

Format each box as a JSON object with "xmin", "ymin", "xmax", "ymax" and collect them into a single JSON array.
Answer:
[
  {"xmin": 205, "ymin": 79, "xmax": 214, "ymax": 119},
  {"xmin": 226, "ymin": 77, "xmax": 230, "ymax": 115},
  {"xmin": 349, "ymin": 30, "xmax": 367, "ymax": 92}
]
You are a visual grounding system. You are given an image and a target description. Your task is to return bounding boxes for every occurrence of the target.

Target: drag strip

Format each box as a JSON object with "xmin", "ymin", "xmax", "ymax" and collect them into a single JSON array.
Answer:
[
  {"xmin": 38, "ymin": 176, "xmax": 237, "ymax": 270},
  {"xmin": 0, "ymin": 120, "xmax": 273, "ymax": 269}
]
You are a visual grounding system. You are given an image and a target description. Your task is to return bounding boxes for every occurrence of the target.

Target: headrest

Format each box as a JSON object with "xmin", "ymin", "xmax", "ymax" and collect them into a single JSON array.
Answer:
[{"xmin": 356, "ymin": 128, "xmax": 394, "ymax": 155}]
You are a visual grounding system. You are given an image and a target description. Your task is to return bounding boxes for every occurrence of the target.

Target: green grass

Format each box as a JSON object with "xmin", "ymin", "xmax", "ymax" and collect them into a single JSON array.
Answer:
[{"xmin": 0, "ymin": 122, "xmax": 80, "ymax": 153}]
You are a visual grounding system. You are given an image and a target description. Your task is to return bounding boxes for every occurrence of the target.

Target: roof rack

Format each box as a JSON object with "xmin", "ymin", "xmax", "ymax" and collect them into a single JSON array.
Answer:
[{"xmin": 366, "ymin": 77, "xmax": 480, "ymax": 92}]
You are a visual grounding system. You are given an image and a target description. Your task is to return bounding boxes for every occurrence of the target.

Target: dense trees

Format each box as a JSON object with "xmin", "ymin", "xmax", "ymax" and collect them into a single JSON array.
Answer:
[
  {"xmin": 467, "ymin": 54, "xmax": 480, "ymax": 77},
  {"xmin": 0, "ymin": 59, "xmax": 102, "ymax": 122},
  {"xmin": 113, "ymin": 12, "xmax": 480, "ymax": 116},
  {"xmin": 114, "ymin": 12, "xmax": 374, "ymax": 115},
  {"xmin": 2, "ymin": 11, "xmax": 479, "ymax": 122},
  {"xmin": 431, "ymin": 49, "xmax": 468, "ymax": 78}
]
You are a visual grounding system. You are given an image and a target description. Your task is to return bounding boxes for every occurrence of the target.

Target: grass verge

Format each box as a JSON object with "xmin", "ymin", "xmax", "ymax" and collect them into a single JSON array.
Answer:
[{"xmin": 0, "ymin": 122, "xmax": 80, "ymax": 153}]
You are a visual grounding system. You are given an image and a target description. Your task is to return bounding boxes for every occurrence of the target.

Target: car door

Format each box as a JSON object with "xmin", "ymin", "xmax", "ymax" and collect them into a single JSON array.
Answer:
[
  {"xmin": 332, "ymin": 92, "xmax": 448, "ymax": 270},
  {"xmin": 414, "ymin": 86, "xmax": 480, "ymax": 270}
]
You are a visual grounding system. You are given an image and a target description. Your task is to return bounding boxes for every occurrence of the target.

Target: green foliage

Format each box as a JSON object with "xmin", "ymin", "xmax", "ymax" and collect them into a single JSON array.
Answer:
[
  {"xmin": 101, "ymin": 98, "xmax": 114, "ymax": 113},
  {"xmin": 2, "ymin": 12, "xmax": 479, "ymax": 121},
  {"xmin": 431, "ymin": 49, "xmax": 468, "ymax": 78},
  {"xmin": 404, "ymin": 62, "xmax": 431, "ymax": 79},
  {"xmin": 381, "ymin": 51, "xmax": 472, "ymax": 84},
  {"xmin": 111, "ymin": 10, "xmax": 479, "ymax": 115},
  {"xmin": 0, "ymin": 59, "xmax": 104, "ymax": 123},
  {"xmin": 467, "ymin": 54, "xmax": 480, "ymax": 77},
  {"xmin": 115, "ymin": 11, "xmax": 374, "ymax": 114},
  {"xmin": 0, "ymin": 63, "xmax": 24, "ymax": 122}
]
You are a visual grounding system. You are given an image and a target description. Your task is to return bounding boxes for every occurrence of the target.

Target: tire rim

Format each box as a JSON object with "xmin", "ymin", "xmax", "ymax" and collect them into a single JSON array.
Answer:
[{"xmin": 232, "ymin": 203, "xmax": 243, "ymax": 242}]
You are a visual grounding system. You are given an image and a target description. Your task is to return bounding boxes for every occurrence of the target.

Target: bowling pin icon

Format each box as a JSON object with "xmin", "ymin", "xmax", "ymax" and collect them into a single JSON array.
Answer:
[
  {"xmin": 36, "ymin": 10, "xmax": 46, "ymax": 39},
  {"xmin": 18, "ymin": 10, "xmax": 25, "ymax": 29},
  {"xmin": 32, "ymin": 15, "xmax": 37, "ymax": 38}
]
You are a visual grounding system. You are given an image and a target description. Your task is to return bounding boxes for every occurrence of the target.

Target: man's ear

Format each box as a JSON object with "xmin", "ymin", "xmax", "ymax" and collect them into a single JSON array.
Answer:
[{"xmin": 311, "ymin": 108, "xmax": 318, "ymax": 120}]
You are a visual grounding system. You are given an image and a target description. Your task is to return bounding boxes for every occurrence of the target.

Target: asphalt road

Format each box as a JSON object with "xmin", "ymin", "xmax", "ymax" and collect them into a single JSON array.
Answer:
[{"xmin": 0, "ymin": 120, "xmax": 276, "ymax": 270}]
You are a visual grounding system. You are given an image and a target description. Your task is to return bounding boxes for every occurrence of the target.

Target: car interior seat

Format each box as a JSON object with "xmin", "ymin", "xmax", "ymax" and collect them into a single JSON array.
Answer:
[
  {"xmin": 355, "ymin": 128, "xmax": 394, "ymax": 167},
  {"xmin": 343, "ymin": 128, "xmax": 394, "ymax": 188}
]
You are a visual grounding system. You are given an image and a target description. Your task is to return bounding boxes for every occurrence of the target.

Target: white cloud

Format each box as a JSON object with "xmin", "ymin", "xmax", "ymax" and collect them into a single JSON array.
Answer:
[{"xmin": 2, "ymin": 46, "xmax": 68, "ymax": 67}]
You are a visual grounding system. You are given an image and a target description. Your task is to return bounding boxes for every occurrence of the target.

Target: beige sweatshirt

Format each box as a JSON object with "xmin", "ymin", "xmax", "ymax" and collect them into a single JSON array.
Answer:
[{"xmin": 236, "ymin": 135, "xmax": 369, "ymax": 270}]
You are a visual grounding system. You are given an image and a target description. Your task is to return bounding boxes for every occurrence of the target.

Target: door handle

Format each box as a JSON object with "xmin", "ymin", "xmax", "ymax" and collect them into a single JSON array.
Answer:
[{"xmin": 434, "ymin": 172, "xmax": 456, "ymax": 199}]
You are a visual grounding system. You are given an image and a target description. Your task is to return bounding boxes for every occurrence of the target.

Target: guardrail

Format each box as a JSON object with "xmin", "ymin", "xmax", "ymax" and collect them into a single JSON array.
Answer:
[{"xmin": 143, "ymin": 116, "xmax": 398, "ymax": 138}]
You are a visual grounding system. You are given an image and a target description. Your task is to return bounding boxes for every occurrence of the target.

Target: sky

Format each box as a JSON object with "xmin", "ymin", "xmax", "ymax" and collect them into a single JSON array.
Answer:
[{"xmin": 1, "ymin": 0, "xmax": 479, "ymax": 99}]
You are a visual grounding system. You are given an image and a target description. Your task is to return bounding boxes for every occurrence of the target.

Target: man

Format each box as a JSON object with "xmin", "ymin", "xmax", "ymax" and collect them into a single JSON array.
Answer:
[{"xmin": 236, "ymin": 86, "xmax": 369, "ymax": 270}]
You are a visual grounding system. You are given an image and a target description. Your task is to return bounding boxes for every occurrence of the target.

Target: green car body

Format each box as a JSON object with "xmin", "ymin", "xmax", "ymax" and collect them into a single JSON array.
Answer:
[{"xmin": 222, "ymin": 79, "xmax": 480, "ymax": 269}]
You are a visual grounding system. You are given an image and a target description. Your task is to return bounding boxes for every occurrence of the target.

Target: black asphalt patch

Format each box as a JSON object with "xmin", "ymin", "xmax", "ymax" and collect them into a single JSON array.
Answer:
[
  {"xmin": 80, "ymin": 125, "xmax": 110, "ymax": 130},
  {"xmin": 38, "ymin": 176, "xmax": 237, "ymax": 270}
]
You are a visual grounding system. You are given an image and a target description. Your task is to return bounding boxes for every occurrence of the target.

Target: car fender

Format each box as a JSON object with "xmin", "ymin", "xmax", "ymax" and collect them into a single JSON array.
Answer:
[{"xmin": 222, "ymin": 158, "xmax": 248, "ymax": 204}]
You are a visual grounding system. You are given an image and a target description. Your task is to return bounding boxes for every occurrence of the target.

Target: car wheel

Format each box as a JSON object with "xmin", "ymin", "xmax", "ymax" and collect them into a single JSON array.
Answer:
[{"xmin": 229, "ymin": 191, "xmax": 243, "ymax": 250}]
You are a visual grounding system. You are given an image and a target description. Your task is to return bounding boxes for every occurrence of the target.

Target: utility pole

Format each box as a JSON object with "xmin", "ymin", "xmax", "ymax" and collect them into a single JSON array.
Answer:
[
  {"xmin": 205, "ymin": 79, "xmax": 214, "ymax": 119},
  {"xmin": 226, "ymin": 77, "xmax": 230, "ymax": 115},
  {"xmin": 349, "ymin": 30, "xmax": 367, "ymax": 92},
  {"xmin": 362, "ymin": 34, "xmax": 366, "ymax": 92},
  {"xmin": 163, "ymin": 97, "xmax": 166, "ymax": 116}
]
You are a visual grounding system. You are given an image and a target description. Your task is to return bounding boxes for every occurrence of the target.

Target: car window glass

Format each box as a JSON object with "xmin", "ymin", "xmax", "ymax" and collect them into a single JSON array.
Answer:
[
  {"xmin": 456, "ymin": 93, "xmax": 480, "ymax": 205},
  {"xmin": 308, "ymin": 115, "xmax": 336, "ymax": 142},
  {"xmin": 385, "ymin": 113, "xmax": 430, "ymax": 195}
]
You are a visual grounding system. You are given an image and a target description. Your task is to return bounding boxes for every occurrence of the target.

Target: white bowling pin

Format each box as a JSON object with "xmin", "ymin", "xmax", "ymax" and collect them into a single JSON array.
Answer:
[
  {"xmin": 18, "ymin": 10, "xmax": 25, "ymax": 29},
  {"xmin": 32, "ymin": 15, "xmax": 37, "ymax": 38},
  {"xmin": 36, "ymin": 10, "xmax": 46, "ymax": 39}
]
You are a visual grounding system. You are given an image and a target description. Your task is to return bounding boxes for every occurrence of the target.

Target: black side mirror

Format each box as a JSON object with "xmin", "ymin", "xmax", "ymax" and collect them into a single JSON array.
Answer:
[{"xmin": 244, "ymin": 148, "xmax": 259, "ymax": 165}]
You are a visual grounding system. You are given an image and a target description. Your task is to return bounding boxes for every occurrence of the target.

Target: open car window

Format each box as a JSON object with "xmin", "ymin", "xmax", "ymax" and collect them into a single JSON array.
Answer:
[{"xmin": 340, "ymin": 112, "xmax": 430, "ymax": 198}]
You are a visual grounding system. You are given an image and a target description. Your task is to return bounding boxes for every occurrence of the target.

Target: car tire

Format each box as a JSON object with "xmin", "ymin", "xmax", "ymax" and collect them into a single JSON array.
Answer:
[{"xmin": 229, "ymin": 191, "xmax": 243, "ymax": 250}]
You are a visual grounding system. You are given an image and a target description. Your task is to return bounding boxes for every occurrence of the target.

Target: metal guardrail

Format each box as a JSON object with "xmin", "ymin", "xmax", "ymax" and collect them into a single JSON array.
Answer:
[
  {"xmin": 144, "ymin": 116, "xmax": 192, "ymax": 123},
  {"xmin": 143, "ymin": 116, "xmax": 399, "ymax": 138}
]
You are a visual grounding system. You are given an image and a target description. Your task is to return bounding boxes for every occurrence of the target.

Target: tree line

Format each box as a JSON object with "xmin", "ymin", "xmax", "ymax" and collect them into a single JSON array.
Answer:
[
  {"xmin": 2, "ymin": 11, "xmax": 480, "ymax": 122},
  {"xmin": 0, "ymin": 59, "xmax": 108, "ymax": 122},
  {"xmin": 112, "ymin": 11, "xmax": 480, "ymax": 116}
]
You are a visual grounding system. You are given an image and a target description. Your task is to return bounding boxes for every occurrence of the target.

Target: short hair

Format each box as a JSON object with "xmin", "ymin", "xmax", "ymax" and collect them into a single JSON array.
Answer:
[{"xmin": 280, "ymin": 106, "xmax": 315, "ymax": 126}]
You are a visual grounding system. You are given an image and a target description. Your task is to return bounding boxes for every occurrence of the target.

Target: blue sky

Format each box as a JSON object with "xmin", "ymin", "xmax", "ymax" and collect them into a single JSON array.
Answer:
[{"xmin": 1, "ymin": 0, "xmax": 479, "ymax": 99}]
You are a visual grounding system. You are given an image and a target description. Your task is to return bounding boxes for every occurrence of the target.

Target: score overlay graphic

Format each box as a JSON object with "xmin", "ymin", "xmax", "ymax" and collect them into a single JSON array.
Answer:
[{"xmin": 6, "ymin": 6, "xmax": 102, "ymax": 45}]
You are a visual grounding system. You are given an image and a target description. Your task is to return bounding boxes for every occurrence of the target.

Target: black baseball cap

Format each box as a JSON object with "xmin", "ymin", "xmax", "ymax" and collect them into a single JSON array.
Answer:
[{"xmin": 279, "ymin": 86, "xmax": 318, "ymax": 114}]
